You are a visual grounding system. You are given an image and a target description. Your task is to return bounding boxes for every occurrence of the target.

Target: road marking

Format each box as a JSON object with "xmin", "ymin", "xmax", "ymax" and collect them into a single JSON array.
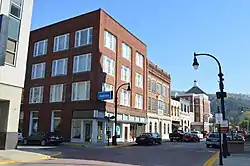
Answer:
[{"xmin": 203, "ymin": 152, "xmax": 218, "ymax": 166}]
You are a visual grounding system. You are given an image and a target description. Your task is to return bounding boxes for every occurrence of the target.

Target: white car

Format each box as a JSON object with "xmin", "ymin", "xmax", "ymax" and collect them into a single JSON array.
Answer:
[
  {"xmin": 191, "ymin": 131, "xmax": 203, "ymax": 139},
  {"xmin": 18, "ymin": 128, "xmax": 23, "ymax": 142}
]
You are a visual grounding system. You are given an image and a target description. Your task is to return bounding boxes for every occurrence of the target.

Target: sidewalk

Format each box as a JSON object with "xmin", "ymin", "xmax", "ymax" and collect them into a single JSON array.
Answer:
[{"xmin": 0, "ymin": 149, "xmax": 61, "ymax": 165}]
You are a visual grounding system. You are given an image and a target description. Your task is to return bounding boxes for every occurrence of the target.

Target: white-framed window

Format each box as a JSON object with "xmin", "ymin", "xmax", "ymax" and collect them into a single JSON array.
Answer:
[
  {"xmin": 103, "ymin": 55, "xmax": 115, "ymax": 76},
  {"xmin": 73, "ymin": 53, "xmax": 91, "ymax": 73},
  {"xmin": 120, "ymin": 89, "xmax": 130, "ymax": 107},
  {"xmin": 122, "ymin": 42, "xmax": 131, "ymax": 61},
  {"xmin": 75, "ymin": 27, "xmax": 93, "ymax": 47},
  {"xmin": 104, "ymin": 30, "xmax": 116, "ymax": 52},
  {"xmin": 157, "ymin": 82, "xmax": 162, "ymax": 95},
  {"xmin": 71, "ymin": 81, "xmax": 90, "ymax": 101},
  {"xmin": 33, "ymin": 40, "xmax": 48, "ymax": 57},
  {"xmin": 162, "ymin": 85, "xmax": 167, "ymax": 97},
  {"xmin": 136, "ymin": 52, "xmax": 143, "ymax": 68},
  {"xmin": 121, "ymin": 65, "xmax": 130, "ymax": 82},
  {"xmin": 29, "ymin": 86, "xmax": 44, "ymax": 104},
  {"xmin": 52, "ymin": 58, "xmax": 68, "ymax": 76},
  {"xmin": 50, "ymin": 84, "xmax": 65, "ymax": 103},
  {"xmin": 135, "ymin": 94, "xmax": 143, "ymax": 109},
  {"xmin": 31, "ymin": 62, "xmax": 46, "ymax": 79},
  {"xmin": 53, "ymin": 33, "xmax": 69, "ymax": 52},
  {"xmin": 51, "ymin": 110, "xmax": 61, "ymax": 132},
  {"xmin": 102, "ymin": 83, "xmax": 114, "ymax": 103},
  {"xmin": 135, "ymin": 73, "xmax": 143, "ymax": 88},
  {"xmin": 29, "ymin": 111, "xmax": 38, "ymax": 135}
]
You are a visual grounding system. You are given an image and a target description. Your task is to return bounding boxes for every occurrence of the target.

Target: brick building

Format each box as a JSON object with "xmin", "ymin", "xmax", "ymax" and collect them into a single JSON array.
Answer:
[
  {"xmin": 146, "ymin": 60, "xmax": 171, "ymax": 139},
  {"xmin": 22, "ymin": 9, "xmax": 148, "ymax": 143},
  {"xmin": 178, "ymin": 80, "xmax": 211, "ymax": 132}
]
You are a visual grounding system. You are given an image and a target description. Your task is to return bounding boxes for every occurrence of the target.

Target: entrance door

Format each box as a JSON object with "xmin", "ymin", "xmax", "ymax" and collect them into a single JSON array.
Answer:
[
  {"xmin": 85, "ymin": 123, "xmax": 91, "ymax": 142},
  {"xmin": 124, "ymin": 127, "xmax": 128, "ymax": 142}
]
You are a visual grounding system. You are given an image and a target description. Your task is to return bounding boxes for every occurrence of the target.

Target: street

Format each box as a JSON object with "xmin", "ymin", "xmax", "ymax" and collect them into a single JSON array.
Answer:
[{"xmin": 8, "ymin": 141, "xmax": 217, "ymax": 166}]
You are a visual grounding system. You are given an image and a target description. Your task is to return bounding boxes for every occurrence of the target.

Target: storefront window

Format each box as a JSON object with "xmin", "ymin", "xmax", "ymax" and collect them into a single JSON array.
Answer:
[
  {"xmin": 164, "ymin": 123, "xmax": 166, "ymax": 134},
  {"xmin": 167, "ymin": 124, "xmax": 170, "ymax": 133},
  {"xmin": 116, "ymin": 124, "xmax": 121, "ymax": 138},
  {"xmin": 29, "ymin": 111, "xmax": 38, "ymax": 135},
  {"xmin": 97, "ymin": 121, "xmax": 103, "ymax": 140},
  {"xmin": 149, "ymin": 122, "xmax": 152, "ymax": 133},
  {"xmin": 71, "ymin": 119, "xmax": 81, "ymax": 139},
  {"xmin": 154, "ymin": 122, "xmax": 157, "ymax": 133},
  {"xmin": 51, "ymin": 111, "xmax": 61, "ymax": 133}
]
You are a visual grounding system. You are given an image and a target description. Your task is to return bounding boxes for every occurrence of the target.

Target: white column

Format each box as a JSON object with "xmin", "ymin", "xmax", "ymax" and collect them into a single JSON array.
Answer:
[
  {"xmin": 80, "ymin": 120, "xmax": 84, "ymax": 142},
  {"xmin": 102, "ymin": 121, "xmax": 106, "ymax": 143},
  {"xmin": 50, "ymin": 111, "xmax": 54, "ymax": 132},
  {"xmin": 92, "ymin": 119, "xmax": 98, "ymax": 143},
  {"xmin": 28, "ymin": 112, "xmax": 33, "ymax": 135}
]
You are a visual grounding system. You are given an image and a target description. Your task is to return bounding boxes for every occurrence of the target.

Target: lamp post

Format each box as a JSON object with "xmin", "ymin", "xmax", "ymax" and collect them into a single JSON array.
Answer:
[
  {"xmin": 112, "ymin": 82, "xmax": 131, "ymax": 145},
  {"xmin": 192, "ymin": 52, "xmax": 230, "ymax": 158}
]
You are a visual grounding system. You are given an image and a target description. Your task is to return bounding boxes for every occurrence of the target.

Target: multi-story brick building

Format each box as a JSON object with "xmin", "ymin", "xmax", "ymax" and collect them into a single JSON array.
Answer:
[
  {"xmin": 178, "ymin": 80, "xmax": 211, "ymax": 132},
  {"xmin": 146, "ymin": 60, "xmax": 171, "ymax": 139},
  {"xmin": 0, "ymin": 0, "xmax": 33, "ymax": 149},
  {"xmin": 22, "ymin": 9, "xmax": 148, "ymax": 143}
]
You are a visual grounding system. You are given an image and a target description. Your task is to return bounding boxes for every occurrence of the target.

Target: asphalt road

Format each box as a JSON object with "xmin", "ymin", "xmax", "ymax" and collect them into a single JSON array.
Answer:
[{"xmin": 9, "ymin": 141, "xmax": 218, "ymax": 166}]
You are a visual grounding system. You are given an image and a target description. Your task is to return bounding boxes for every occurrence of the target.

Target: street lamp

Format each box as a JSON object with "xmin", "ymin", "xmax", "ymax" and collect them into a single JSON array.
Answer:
[
  {"xmin": 192, "ymin": 52, "xmax": 230, "ymax": 158},
  {"xmin": 112, "ymin": 82, "xmax": 131, "ymax": 145}
]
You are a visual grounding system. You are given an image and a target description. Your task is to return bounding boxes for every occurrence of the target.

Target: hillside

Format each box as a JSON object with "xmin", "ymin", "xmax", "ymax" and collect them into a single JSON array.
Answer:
[{"xmin": 172, "ymin": 91, "xmax": 250, "ymax": 123}]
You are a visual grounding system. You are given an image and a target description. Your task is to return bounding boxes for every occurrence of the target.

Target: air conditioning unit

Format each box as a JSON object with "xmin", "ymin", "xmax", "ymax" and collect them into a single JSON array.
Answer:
[{"xmin": 0, "ymin": 14, "xmax": 9, "ymax": 66}]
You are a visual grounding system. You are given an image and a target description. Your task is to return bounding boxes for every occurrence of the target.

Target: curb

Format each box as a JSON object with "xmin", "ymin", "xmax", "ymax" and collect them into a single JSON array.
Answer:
[
  {"xmin": 0, "ymin": 152, "xmax": 62, "ymax": 165},
  {"xmin": 62, "ymin": 143, "xmax": 88, "ymax": 147},
  {"xmin": 203, "ymin": 152, "xmax": 218, "ymax": 166},
  {"xmin": 104, "ymin": 144, "xmax": 136, "ymax": 148}
]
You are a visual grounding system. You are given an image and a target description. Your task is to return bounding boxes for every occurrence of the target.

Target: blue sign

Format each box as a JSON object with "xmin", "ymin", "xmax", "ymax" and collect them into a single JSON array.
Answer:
[{"xmin": 98, "ymin": 91, "xmax": 113, "ymax": 100}]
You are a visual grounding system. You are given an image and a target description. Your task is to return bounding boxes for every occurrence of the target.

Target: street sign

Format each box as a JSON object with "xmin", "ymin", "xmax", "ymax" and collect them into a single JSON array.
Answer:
[
  {"xmin": 215, "ymin": 113, "xmax": 223, "ymax": 124},
  {"xmin": 97, "ymin": 91, "xmax": 113, "ymax": 100},
  {"xmin": 220, "ymin": 120, "xmax": 229, "ymax": 133}
]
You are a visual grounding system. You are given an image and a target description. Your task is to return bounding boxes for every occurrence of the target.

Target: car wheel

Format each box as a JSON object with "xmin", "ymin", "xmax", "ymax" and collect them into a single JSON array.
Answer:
[
  {"xmin": 159, "ymin": 141, "xmax": 162, "ymax": 144},
  {"xmin": 170, "ymin": 139, "xmax": 173, "ymax": 142},
  {"xmin": 206, "ymin": 144, "xmax": 210, "ymax": 148},
  {"xmin": 23, "ymin": 139, "xmax": 28, "ymax": 145},
  {"xmin": 40, "ymin": 140, "xmax": 46, "ymax": 146}
]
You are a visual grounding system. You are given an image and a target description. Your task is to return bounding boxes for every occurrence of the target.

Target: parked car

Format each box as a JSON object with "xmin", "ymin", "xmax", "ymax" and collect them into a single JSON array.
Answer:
[
  {"xmin": 169, "ymin": 130, "xmax": 184, "ymax": 142},
  {"xmin": 23, "ymin": 132, "xmax": 63, "ymax": 146},
  {"xmin": 183, "ymin": 133, "xmax": 200, "ymax": 142},
  {"xmin": 191, "ymin": 131, "xmax": 203, "ymax": 139},
  {"xmin": 18, "ymin": 128, "xmax": 23, "ymax": 143},
  {"xmin": 135, "ymin": 133, "xmax": 162, "ymax": 145},
  {"xmin": 206, "ymin": 132, "xmax": 220, "ymax": 148}
]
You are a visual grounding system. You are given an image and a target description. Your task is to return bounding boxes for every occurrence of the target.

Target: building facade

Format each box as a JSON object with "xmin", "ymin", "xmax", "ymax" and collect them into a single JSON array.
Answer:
[
  {"xmin": 179, "ymin": 97, "xmax": 193, "ymax": 132},
  {"xmin": 178, "ymin": 80, "xmax": 211, "ymax": 132},
  {"xmin": 0, "ymin": 0, "xmax": 33, "ymax": 149},
  {"xmin": 170, "ymin": 98, "xmax": 181, "ymax": 131},
  {"xmin": 22, "ymin": 9, "xmax": 148, "ymax": 143},
  {"xmin": 146, "ymin": 61, "xmax": 171, "ymax": 139}
]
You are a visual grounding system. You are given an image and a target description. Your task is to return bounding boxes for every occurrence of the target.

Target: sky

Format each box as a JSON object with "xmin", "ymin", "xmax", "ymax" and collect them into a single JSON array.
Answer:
[{"xmin": 31, "ymin": 0, "xmax": 250, "ymax": 94}]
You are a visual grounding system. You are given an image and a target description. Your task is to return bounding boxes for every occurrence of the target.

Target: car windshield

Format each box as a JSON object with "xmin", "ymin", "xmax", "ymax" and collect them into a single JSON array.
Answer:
[
  {"xmin": 47, "ymin": 132, "xmax": 59, "ymax": 136},
  {"xmin": 209, "ymin": 133, "xmax": 219, "ymax": 138},
  {"xmin": 191, "ymin": 131, "xmax": 198, "ymax": 134},
  {"xmin": 141, "ymin": 133, "xmax": 152, "ymax": 137}
]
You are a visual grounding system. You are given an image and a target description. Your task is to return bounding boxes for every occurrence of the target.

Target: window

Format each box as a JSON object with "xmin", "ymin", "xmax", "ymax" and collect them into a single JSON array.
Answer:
[
  {"xmin": 71, "ymin": 81, "xmax": 90, "ymax": 101},
  {"xmin": 29, "ymin": 86, "xmax": 44, "ymax": 104},
  {"xmin": 184, "ymin": 105, "xmax": 187, "ymax": 112},
  {"xmin": 52, "ymin": 58, "xmax": 68, "ymax": 76},
  {"xmin": 71, "ymin": 119, "xmax": 81, "ymax": 139},
  {"xmin": 10, "ymin": 0, "xmax": 22, "ymax": 19},
  {"xmin": 187, "ymin": 106, "xmax": 190, "ymax": 113},
  {"xmin": 103, "ymin": 56, "xmax": 115, "ymax": 76},
  {"xmin": 8, "ymin": 13, "xmax": 20, "ymax": 41},
  {"xmin": 33, "ymin": 40, "xmax": 48, "ymax": 57},
  {"xmin": 135, "ymin": 94, "xmax": 143, "ymax": 109},
  {"xmin": 29, "ymin": 111, "xmax": 38, "ymax": 135},
  {"xmin": 136, "ymin": 52, "xmax": 143, "ymax": 68},
  {"xmin": 102, "ymin": 83, "xmax": 114, "ymax": 103},
  {"xmin": 154, "ymin": 122, "xmax": 157, "ymax": 133},
  {"xmin": 121, "ymin": 65, "xmax": 131, "ymax": 82},
  {"xmin": 5, "ymin": 39, "xmax": 17, "ymax": 65},
  {"xmin": 149, "ymin": 122, "xmax": 152, "ymax": 133},
  {"xmin": 148, "ymin": 77, "xmax": 151, "ymax": 90},
  {"xmin": 120, "ymin": 89, "xmax": 130, "ymax": 107},
  {"xmin": 75, "ymin": 27, "xmax": 93, "ymax": 47},
  {"xmin": 122, "ymin": 42, "xmax": 131, "ymax": 61},
  {"xmin": 166, "ymin": 86, "xmax": 170, "ymax": 98},
  {"xmin": 104, "ymin": 30, "xmax": 116, "ymax": 52},
  {"xmin": 167, "ymin": 124, "xmax": 170, "ymax": 133},
  {"xmin": 31, "ymin": 62, "xmax": 46, "ymax": 79},
  {"xmin": 181, "ymin": 104, "xmax": 183, "ymax": 111},
  {"xmin": 50, "ymin": 84, "xmax": 65, "ymax": 103},
  {"xmin": 51, "ymin": 111, "xmax": 61, "ymax": 132},
  {"xmin": 53, "ymin": 34, "xmax": 69, "ymax": 52},
  {"xmin": 152, "ymin": 98, "xmax": 157, "ymax": 112},
  {"xmin": 162, "ymin": 85, "xmax": 166, "ymax": 97},
  {"xmin": 73, "ymin": 53, "xmax": 91, "ymax": 73},
  {"xmin": 157, "ymin": 83, "xmax": 162, "ymax": 95},
  {"xmin": 158, "ymin": 100, "xmax": 165, "ymax": 110},
  {"xmin": 135, "ymin": 73, "xmax": 143, "ymax": 88},
  {"xmin": 152, "ymin": 80, "xmax": 156, "ymax": 93},
  {"xmin": 148, "ymin": 97, "xmax": 151, "ymax": 111}
]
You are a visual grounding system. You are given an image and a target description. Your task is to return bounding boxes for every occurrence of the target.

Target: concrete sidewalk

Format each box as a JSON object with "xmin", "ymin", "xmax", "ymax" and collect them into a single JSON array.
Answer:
[{"xmin": 0, "ymin": 149, "xmax": 61, "ymax": 165}]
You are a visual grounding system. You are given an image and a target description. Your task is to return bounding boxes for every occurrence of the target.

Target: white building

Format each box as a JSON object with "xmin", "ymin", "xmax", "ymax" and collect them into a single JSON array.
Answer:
[
  {"xmin": 179, "ymin": 97, "xmax": 193, "ymax": 132},
  {"xmin": 0, "ymin": 0, "xmax": 33, "ymax": 149},
  {"xmin": 170, "ymin": 98, "xmax": 181, "ymax": 131}
]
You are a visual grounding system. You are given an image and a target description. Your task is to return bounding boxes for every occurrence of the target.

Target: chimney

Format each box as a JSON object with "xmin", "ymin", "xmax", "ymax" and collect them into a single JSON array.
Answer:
[{"xmin": 194, "ymin": 80, "xmax": 198, "ymax": 87}]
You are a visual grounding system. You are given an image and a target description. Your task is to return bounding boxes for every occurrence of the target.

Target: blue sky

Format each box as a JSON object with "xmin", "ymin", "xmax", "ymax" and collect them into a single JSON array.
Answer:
[{"xmin": 31, "ymin": 0, "xmax": 250, "ymax": 94}]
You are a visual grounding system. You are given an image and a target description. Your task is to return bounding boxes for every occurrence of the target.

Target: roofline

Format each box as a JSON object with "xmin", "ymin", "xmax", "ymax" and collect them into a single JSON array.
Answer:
[
  {"xmin": 147, "ymin": 59, "xmax": 171, "ymax": 77},
  {"xmin": 100, "ymin": 9, "xmax": 146, "ymax": 47},
  {"xmin": 31, "ymin": 9, "xmax": 101, "ymax": 33}
]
